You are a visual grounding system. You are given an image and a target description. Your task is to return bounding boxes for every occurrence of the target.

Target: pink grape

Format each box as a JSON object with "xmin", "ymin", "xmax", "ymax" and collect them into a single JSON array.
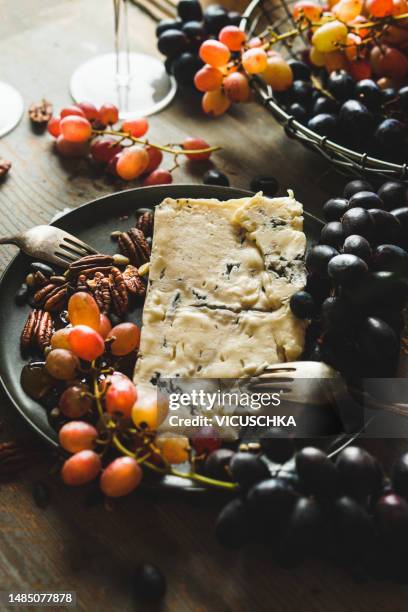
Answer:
[
  {"xmin": 105, "ymin": 372, "xmax": 137, "ymax": 418},
  {"xmin": 47, "ymin": 117, "xmax": 61, "ymax": 138},
  {"xmin": 116, "ymin": 146, "xmax": 149, "ymax": 180},
  {"xmin": 60, "ymin": 115, "xmax": 92, "ymax": 143},
  {"xmin": 69, "ymin": 325, "xmax": 105, "ymax": 362},
  {"xmin": 59, "ymin": 421, "xmax": 98, "ymax": 453},
  {"xmin": 77, "ymin": 101, "xmax": 100, "ymax": 121},
  {"xmin": 61, "ymin": 450, "xmax": 101, "ymax": 486},
  {"xmin": 100, "ymin": 457, "xmax": 142, "ymax": 497},
  {"xmin": 90, "ymin": 137, "xmax": 122, "ymax": 163},
  {"xmin": 107, "ymin": 322, "xmax": 141, "ymax": 356},
  {"xmin": 182, "ymin": 136, "xmax": 212, "ymax": 160},
  {"xmin": 56, "ymin": 135, "xmax": 89, "ymax": 157},
  {"xmin": 142, "ymin": 169, "xmax": 173, "ymax": 186},
  {"xmin": 122, "ymin": 117, "xmax": 149, "ymax": 137},
  {"xmin": 144, "ymin": 146, "xmax": 163, "ymax": 174},
  {"xmin": 99, "ymin": 103, "xmax": 119, "ymax": 125}
]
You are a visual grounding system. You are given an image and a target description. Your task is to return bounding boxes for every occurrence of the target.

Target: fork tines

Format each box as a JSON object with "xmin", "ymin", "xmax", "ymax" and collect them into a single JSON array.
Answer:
[{"xmin": 55, "ymin": 236, "xmax": 97, "ymax": 263}]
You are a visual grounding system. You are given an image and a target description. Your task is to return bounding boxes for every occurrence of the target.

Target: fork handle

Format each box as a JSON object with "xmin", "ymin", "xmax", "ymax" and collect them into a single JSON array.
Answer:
[{"xmin": 0, "ymin": 236, "xmax": 20, "ymax": 247}]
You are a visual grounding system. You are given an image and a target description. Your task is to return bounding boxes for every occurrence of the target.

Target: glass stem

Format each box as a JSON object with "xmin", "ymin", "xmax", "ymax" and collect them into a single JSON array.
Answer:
[{"xmin": 113, "ymin": 0, "xmax": 131, "ymax": 111}]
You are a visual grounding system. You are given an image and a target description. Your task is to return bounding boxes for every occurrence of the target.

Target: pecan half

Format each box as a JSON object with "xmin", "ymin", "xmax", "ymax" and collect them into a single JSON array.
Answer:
[
  {"xmin": 93, "ymin": 272, "xmax": 112, "ymax": 314},
  {"xmin": 20, "ymin": 309, "xmax": 42, "ymax": 352},
  {"xmin": 0, "ymin": 158, "xmax": 11, "ymax": 179},
  {"xmin": 67, "ymin": 254, "xmax": 114, "ymax": 280},
  {"xmin": 136, "ymin": 211, "xmax": 154, "ymax": 237},
  {"xmin": 118, "ymin": 228, "xmax": 150, "ymax": 267},
  {"xmin": 36, "ymin": 311, "xmax": 54, "ymax": 350},
  {"xmin": 28, "ymin": 99, "xmax": 53, "ymax": 125},
  {"xmin": 110, "ymin": 267, "xmax": 128, "ymax": 316},
  {"xmin": 34, "ymin": 283, "xmax": 68, "ymax": 312},
  {"xmin": 123, "ymin": 265, "xmax": 146, "ymax": 297}
]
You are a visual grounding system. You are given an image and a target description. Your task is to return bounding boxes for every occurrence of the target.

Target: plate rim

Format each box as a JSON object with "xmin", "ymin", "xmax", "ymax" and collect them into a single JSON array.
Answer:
[{"xmin": 0, "ymin": 184, "xmax": 324, "ymax": 450}]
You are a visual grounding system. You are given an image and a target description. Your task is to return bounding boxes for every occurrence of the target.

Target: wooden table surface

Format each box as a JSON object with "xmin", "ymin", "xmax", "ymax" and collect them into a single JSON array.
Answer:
[{"xmin": 0, "ymin": 1, "xmax": 407, "ymax": 610}]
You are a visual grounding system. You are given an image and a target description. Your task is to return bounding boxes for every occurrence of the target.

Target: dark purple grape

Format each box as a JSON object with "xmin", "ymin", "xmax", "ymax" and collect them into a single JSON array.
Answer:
[
  {"xmin": 399, "ymin": 85, "xmax": 408, "ymax": 112},
  {"xmin": 339, "ymin": 100, "xmax": 375, "ymax": 148},
  {"xmin": 172, "ymin": 52, "xmax": 203, "ymax": 86},
  {"xmin": 351, "ymin": 270, "xmax": 408, "ymax": 310},
  {"xmin": 342, "ymin": 207, "xmax": 375, "ymax": 241},
  {"xmin": 391, "ymin": 207, "xmax": 408, "ymax": 234},
  {"xmin": 247, "ymin": 478, "xmax": 297, "ymax": 522},
  {"xmin": 368, "ymin": 208, "xmax": 402, "ymax": 245},
  {"xmin": 277, "ymin": 496, "xmax": 324, "ymax": 566},
  {"xmin": 227, "ymin": 11, "xmax": 241, "ymax": 26},
  {"xmin": 260, "ymin": 429, "xmax": 294, "ymax": 464},
  {"xmin": 343, "ymin": 234, "xmax": 372, "ymax": 263},
  {"xmin": 375, "ymin": 493, "xmax": 408, "ymax": 540},
  {"xmin": 327, "ymin": 70, "xmax": 355, "ymax": 101},
  {"xmin": 349, "ymin": 191, "xmax": 384, "ymax": 210},
  {"xmin": 358, "ymin": 316, "xmax": 399, "ymax": 363},
  {"xmin": 289, "ymin": 291, "xmax": 315, "ymax": 319},
  {"xmin": 382, "ymin": 87, "xmax": 397, "ymax": 103},
  {"xmin": 335, "ymin": 446, "xmax": 382, "ymax": 500},
  {"xmin": 182, "ymin": 20, "xmax": 206, "ymax": 43},
  {"xmin": 374, "ymin": 118, "xmax": 406, "ymax": 153},
  {"xmin": 292, "ymin": 80, "xmax": 315, "ymax": 108},
  {"xmin": 203, "ymin": 169, "xmax": 229, "ymax": 187},
  {"xmin": 323, "ymin": 197, "xmax": 350, "ymax": 222},
  {"xmin": 229, "ymin": 453, "xmax": 270, "ymax": 490},
  {"xmin": 156, "ymin": 18, "xmax": 183, "ymax": 37},
  {"xmin": 355, "ymin": 79, "xmax": 382, "ymax": 110},
  {"xmin": 392, "ymin": 453, "xmax": 408, "ymax": 500},
  {"xmin": 306, "ymin": 244, "xmax": 339, "ymax": 276},
  {"xmin": 307, "ymin": 113, "xmax": 337, "ymax": 139},
  {"xmin": 204, "ymin": 448, "xmax": 234, "ymax": 480},
  {"xmin": 328, "ymin": 253, "xmax": 368, "ymax": 287},
  {"xmin": 134, "ymin": 563, "xmax": 166, "ymax": 602},
  {"xmin": 312, "ymin": 96, "xmax": 337, "ymax": 115},
  {"xmin": 158, "ymin": 29, "xmax": 188, "ymax": 57},
  {"xmin": 305, "ymin": 274, "xmax": 331, "ymax": 304},
  {"xmin": 177, "ymin": 0, "xmax": 203, "ymax": 21},
  {"xmin": 377, "ymin": 182, "xmax": 408, "ymax": 211},
  {"xmin": 215, "ymin": 498, "xmax": 249, "ymax": 548},
  {"xmin": 344, "ymin": 179, "xmax": 374, "ymax": 199},
  {"xmin": 372, "ymin": 244, "xmax": 408, "ymax": 274},
  {"xmin": 295, "ymin": 447, "xmax": 339, "ymax": 498},
  {"xmin": 288, "ymin": 102, "xmax": 308, "ymax": 123},
  {"xmin": 320, "ymin": 221, "xmax": 345, "ymax": 249},
  {"xmin": 203, "ymin": 4, "xmax": 229, "ymax": 35},
  {"xmin": 368, "ymin": 307, "xmax": 404, "ymax": 335},
  {"xmin": 288, "ymin": 59, "xmax": 311, "ymax": 81}
]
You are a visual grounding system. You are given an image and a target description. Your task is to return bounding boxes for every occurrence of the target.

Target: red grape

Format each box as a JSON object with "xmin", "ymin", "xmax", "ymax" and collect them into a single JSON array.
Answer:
[
  {"xmin": 144, "ymin": 146, "xmax": 163, "ymax": 174},
  {"xmin": 349, "ymin": 59, "xmax": 372, "ymax": 80},
  {"xmin": 223, "ymin": 72, "xmax": 250, "ymax": 102},
  {"xmin": 142, "ymin": 169, "xmax": 173, "ymax": 186},
  {"xmin": 59, "ymin": 421, "xmax": 98, "ymax": 453},
  {"xmin": 56, "ymin": 135, "xmax": 89, "ymax": 158},
  {"xmin": 47, "ymin": 117, "xmax": 61, "ymax": 138},
  {"xmin": 99, "ymin": 314, "xmax": 112, "ymax": 339},
  {"xmin": 46, "ymin": 349, "xmax": 79, "ymax": 380},
  {"xmin": 194, "ymin": 65, "xmax": 224, "ymax": 92},
  {"xmin": 191, "ymin": 426, "xmax": 221, "ymax": 455},
  {"xmin": 90, "ymin": 137, "xmax": 122, "ymax": 163},
  {"xmin": 107, "ymin": 322, "xmax": 141, "ymax": 356},
  {"xmin": 199, "ymin": 40, "xmax": 231, "ymax": 68},
  {"xmin": 116, "ymin": 146, "xmax": 149, "ymax": 180},
  {"xmin": 107, "ymin": 152, "xmax": 121, "ymax": 176},
  {"xmin": 219, "ymin": 26, "xmax": 246, "ymax": 51},
  {"xmin": 77, "ymin": 101, "xmax": 100, "ymax": 121},
  {"xmin": 68, "ymin": 292, "xmax": 100, "ymax": 331},
  {"xmin": 366, "ymin": 0, "xmax": 393, "ymax": 16},
  {"xmin": 122, "ymin": 117, "xmax": 149, "ymax": 137},
  {"xmin": 69, "ymin": 325, "xmax": 105, "ymax": 362},
  {"xmin": 59, "ymin": 384, "xmax": 93, "ymax": 418},
  {"xmin": 100, "ymin": 457, "xmax": 142, "ymax": 497},
  {"xmin": 182, "ymin": 136, "xmax": 212, "ymax": 160},
  {"xmin": 60, "ymin": 105, "xmax": 86, "ymax": 119},
  {"xmin": 242, "ymin": 48, "xmax": 268, "ymax": 74},
  {"xmin": 105, "ymin": 372, "xmax": 137, "ymax": 418},
  {"xmin": 60, "ymin": 115, "xmax": 92, "ymax": 143},
  {"xmin": 99, "ymin": 103, "xmax": 119, "ymax": 125},
  {"xmin": 61, "ymin": 450, "xmax": 101, "ymax": 486},
  {"xmin": 293, "ymin": 0, "xmax": 323, "ymax": 19}
]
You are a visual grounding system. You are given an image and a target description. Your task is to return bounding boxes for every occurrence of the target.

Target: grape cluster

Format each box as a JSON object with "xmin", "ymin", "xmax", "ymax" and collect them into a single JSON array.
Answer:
[
  {"xmin": 156, "ymin": 1, "xmax": 241, "ymax": 87},
  {"xmin": 214, "ymin": 441, "xmax": 408, "ymax": 578},
  {"xmin": 278, "ymin": 67, "xmax": 408, "ymax": 162},
  {"xmin": 290, "ymin": 178, "xmax": 408, "ymax": 380},
  {"xmin": 46, "ymin": 101, "xmax": 217, "ymax": 184}
]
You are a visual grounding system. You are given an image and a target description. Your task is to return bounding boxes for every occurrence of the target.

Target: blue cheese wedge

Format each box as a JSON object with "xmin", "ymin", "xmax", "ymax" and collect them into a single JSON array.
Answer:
[{"xmin": 134, "ymin": 192, "xmax": 307, "ymax": 385}]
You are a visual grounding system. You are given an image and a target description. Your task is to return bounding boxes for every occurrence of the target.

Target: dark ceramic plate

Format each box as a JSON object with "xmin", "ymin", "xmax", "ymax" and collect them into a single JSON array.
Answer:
[{"xmin": 0, "ymin": 184, "xmax": 336, "ymax": 490}]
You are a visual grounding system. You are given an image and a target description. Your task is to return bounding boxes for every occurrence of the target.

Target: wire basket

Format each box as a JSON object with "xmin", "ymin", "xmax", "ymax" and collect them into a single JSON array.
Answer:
[{"xmin": 240, "ymin": 0, "xmax": 408, "ymax": 182}]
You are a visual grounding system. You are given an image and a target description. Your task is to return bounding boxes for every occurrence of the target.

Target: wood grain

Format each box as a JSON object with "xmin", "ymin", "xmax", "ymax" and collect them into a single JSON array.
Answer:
[{"xmin": 0, "ymin": 1, "xmax": 407, "ymax": 610}]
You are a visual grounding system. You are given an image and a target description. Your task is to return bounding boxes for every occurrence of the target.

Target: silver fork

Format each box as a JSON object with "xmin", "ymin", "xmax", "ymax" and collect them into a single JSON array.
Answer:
[
  {"xmin": 0, "ymin": 225, "xmax": 98, "ymax": 268},
  {"xmin": 248, "ymin": 361, "xmax": 345, "ymax": 406}
]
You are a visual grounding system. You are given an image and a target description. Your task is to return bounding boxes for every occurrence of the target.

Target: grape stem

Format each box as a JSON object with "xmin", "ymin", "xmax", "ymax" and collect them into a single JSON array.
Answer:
[{"xmin": 91, "ymin": 129, "xmax": 221, "ymax": 157}]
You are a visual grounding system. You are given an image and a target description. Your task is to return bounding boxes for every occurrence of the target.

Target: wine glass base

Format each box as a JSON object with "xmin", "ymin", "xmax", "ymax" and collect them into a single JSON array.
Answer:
[
  {"xmin": 0, "ymin": 82, "xmax": 24, "ymax": 138},
  {"xmin": 70, "ymin": 52, "xmax": 177, "ymax": 118}
]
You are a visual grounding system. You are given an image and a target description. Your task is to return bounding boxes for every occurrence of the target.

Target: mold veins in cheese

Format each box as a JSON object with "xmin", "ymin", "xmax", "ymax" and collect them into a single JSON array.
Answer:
[{"xmin": 134, "ymin": 192, "xmax": 308, "ymax": 384}]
